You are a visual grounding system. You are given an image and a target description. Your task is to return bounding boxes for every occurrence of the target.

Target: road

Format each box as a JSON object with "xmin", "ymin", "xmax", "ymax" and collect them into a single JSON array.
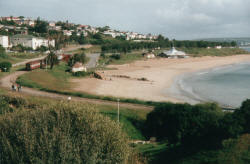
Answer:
[{"xmin": 86, "ymin": 53, "xmax": 100, "ymax": 69}]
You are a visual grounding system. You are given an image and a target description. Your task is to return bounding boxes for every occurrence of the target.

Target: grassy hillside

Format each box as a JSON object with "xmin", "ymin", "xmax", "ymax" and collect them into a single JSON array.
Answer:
[
  {"xmin": 0, "ymin": 94, "xmax": 132, "ymax": 163},
  {"xmin": 0, "ymin": 93, "xmax": 249, "ymax": 164}
]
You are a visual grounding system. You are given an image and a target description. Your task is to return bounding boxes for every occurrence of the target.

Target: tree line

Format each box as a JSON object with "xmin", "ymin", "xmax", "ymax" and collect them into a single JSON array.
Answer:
[
  {"xmin": 145, "ymin": 100, "xmax": 250, "ymax": 155},
  {"xmin": 101, "ymin": 39, "xmax": 237, "ymax": 53}
]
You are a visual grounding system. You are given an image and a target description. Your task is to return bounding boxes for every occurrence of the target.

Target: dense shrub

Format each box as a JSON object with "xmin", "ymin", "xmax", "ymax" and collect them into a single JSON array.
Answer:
[
  {"xmin": 68, "ymin": 53, "xmax": 86, "ymax": 67},
  {"xmin": 0, "ymin": 61, "xmax": 12, "ymax": 72},
  {"xmin": 72, "ymin": 71, "xmax": 93, "ymax": 77},
  {"xmin": 0, "ymin": 103, "xmax": 130, "ymax": 163},
  {"xmin": 145, "ymin": 103, "xmax": 231, "ymax": 149},
  {"xmin": 218, "ymin": 134, "xmax": 250, "ymax": 164},
  {"xmin": 0, "ymin": 45, "xmax": 7, "ymax": 58},
  {"xmin": 110, "ymin": 54, "xmax": 121, "ymax": 60}
]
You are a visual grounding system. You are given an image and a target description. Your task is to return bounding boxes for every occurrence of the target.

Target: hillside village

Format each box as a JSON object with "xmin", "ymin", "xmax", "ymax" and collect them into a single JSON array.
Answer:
[{"xmin": 0, "ymin": 16, "xmax": 158, "ymax": 51}]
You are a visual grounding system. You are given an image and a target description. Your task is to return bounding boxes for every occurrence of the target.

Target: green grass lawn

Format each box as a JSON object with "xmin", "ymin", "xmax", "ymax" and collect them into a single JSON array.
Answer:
[
  {"xmin": 98, "ymin": 105, "xmax": 149, "ymax": 140},
  {"xmin": 98, "ymin": 51, "xmax": 144, "ymax": 66},
  {"xmin": 0, "ymin": 65, "xmax": 24, "ymax": 79},
  {"xmin": 16, "ymin": 63, "xmax": 72, "ymax": 91},
  {"xmin": 180, "ymin": 47, "xmax": 249, "ymax": 57}
]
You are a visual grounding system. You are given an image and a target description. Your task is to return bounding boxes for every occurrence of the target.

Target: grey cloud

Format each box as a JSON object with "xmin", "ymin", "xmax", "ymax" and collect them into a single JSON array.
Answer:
[{"xmin": 0, "ymin": 0, "xmax": 249, "ymax": 39}]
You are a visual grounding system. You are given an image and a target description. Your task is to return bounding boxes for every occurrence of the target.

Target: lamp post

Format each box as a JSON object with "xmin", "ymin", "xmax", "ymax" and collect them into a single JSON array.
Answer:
[
  {"xmin": 4, "ymin": 67, "xmax": 7, "ymax": 72},
  {"xmin": 117, "ymin": 98, "xmax": 120, "ymax": 123}
]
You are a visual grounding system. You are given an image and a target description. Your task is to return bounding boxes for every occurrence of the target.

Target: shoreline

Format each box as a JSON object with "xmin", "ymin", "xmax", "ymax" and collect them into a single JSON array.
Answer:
[{"xmin": 71, "ymin": 54, "xmax": 250, "ymax": 104}]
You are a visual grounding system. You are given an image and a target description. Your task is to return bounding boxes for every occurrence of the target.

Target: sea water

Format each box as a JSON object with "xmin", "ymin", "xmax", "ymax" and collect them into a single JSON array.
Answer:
[
  {"xmin": 168, "ymin": 47, "xmax": 250, "ymax": 108},
  {"xmin": 173, "ymin": 62, "xmax": 250, "ymax": 108}
]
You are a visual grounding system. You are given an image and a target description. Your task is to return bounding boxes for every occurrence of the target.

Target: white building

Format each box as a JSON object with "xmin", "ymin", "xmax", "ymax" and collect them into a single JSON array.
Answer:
[
  {"xmin": 0, "ymin": 35, "xmax": 9, "ymax": 48},
  {"xmin": 162, "ymin": 47, "xmax": 187, "ymax": 58},
  {"xmin": 10, "ymin": 34, "xmax": 55, "ymax": 50},
  {"xmin": 144, "ymin": 53, "xmax": 155, "ymax": 59},
  {"xmin": 72, "ymin": 62, "xmax": 87, "ymax": 73},
  {"xmin": 63, "ymin": 30, "xmax": 72, "ymax": 36}
]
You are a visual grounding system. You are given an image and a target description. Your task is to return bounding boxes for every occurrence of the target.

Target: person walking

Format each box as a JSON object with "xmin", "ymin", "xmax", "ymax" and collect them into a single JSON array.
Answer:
[
  {"xmin": 18, "ymin": 84, "xmax": 22, "ymax": 92},
  {"xmin": 11, "ymin": 84, "xmax": 15, "ymax": 91}
]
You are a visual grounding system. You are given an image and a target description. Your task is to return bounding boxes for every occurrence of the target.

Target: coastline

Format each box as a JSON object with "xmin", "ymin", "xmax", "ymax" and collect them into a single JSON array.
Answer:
[{"xmin": 71, "ymin": 54, "xmax": 250, "ymax": 104}]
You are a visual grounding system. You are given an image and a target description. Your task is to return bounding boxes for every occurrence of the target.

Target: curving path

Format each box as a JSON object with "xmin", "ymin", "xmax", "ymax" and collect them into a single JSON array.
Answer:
[{"xmin": 0, "ymin": 71, "xmax": 153, "ymax": 111}]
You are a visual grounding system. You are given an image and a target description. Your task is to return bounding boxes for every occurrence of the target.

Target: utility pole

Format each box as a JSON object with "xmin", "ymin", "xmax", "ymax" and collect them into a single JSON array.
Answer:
[{"xmin": 117, "ymin": 98, "xmax": 120, "ymax": 123}]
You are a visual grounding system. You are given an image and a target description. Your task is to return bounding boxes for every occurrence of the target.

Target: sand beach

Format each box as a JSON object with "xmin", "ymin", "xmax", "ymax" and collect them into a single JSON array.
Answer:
[{"xmin": 71, "ymin": 55, "xmax": 250, "ymax": 103}]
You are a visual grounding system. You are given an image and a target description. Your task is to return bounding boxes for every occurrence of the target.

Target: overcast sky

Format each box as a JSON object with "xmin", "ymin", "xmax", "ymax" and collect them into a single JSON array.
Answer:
[{"xmin": 0, "ymin": 0, "xmax": 249, "ymax": 39}]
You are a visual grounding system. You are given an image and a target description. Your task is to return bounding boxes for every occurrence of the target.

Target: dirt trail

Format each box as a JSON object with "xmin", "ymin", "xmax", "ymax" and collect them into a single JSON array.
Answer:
[{"xmin": 0, "ymin": 71, "xmax": 153, "ymax": 111}]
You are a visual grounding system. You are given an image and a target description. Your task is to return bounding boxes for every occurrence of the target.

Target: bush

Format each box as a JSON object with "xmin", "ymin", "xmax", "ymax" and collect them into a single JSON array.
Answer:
[
  {"xmin": 0, "ymin": 61, "xmax": 12, "ymax": 72},
  {"xmin": 145, "ymin": 103, "xmax": 228, "ymax": 149},
  {"xmin": 72, "ymin": 71, "xmax": 93, "ymax": 77},
  {"xmin": 68, "ymin": 53, "xmax": 86, "ymax": 67},
  {"xmin": 110, "ymin": 54, "xmax": 121, "ymax": 60},
  {"xmin": 0, "ymin": 45, "xmax": 7, "ymax": 58},
  {"xmin": 0, "ymin": 103, "xmax": 130, "ymax": 163}
]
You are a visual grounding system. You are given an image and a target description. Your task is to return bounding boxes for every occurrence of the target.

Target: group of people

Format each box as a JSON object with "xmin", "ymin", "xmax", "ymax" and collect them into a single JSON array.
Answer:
[{"xmin": 11, "ymin": 83, "xmax": 22, "ymax": 92}]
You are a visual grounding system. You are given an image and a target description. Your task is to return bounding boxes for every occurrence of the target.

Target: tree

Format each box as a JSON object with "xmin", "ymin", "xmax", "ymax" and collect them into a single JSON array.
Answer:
[
  {"xmin": 0, "ymin": 45, "xmax": 7, "ymax": 58},
  {"xmin": 93, "ymin": 33, "xmax": 102, "ymax": 40},
  {"xmin": 145, "ymin": 103, "xmax": 228, "ymax": 149},
  {"xmin": 0, "ymin": 61, "xmax": 12, "ymax": 72},
  {"xmin": 78, "ymin": 32, "xmax": 86, "ymax": 44},
  {"xmin": 233, "ymin": 99, "xmax": 250, "ymax": 133},
  {"xmin": 157, "ymin": 35, "xmax": 165, "ymax": 42},
  {"xmin": 68, "ymin": 53, "xmax": 86, "ymax": 67},
  {"xmin": 46, "ymin": 52, "xmax": 58, "ymax": 69},
  {"xmin": 34, "ymin": 17, "xmax": 48, "ymax": 33}
]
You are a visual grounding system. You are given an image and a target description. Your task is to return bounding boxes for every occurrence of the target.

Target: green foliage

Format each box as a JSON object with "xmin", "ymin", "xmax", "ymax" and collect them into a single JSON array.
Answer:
[
  {"xmin": 0, "ymin": 101, "xmax": 130, "ymax": 163},
  {"xmin": 33, "ymin": 17, "xmax": 48, "ymax": 33},
  {"xmin": 0, "ymin": 45, "xmax": 7, "ymax": 58},
  {"xmin": 93, "ymin": 33, "xmax": 102, "ymax": 40},
  {"xmin": 218, "ymin": 134, "xmax": 250, "ymax": 164},
  {"xmin": 78, "ymin": 32, "xmax": 86, "ymax": 44},
  {"xmin": 10, "ymin": 44, "xmax": 33, "ymax": 52},
  {"xmin": 145, "ymin": 103, "xmax": 231, "ymax": 149},
  {"xmin": 0, "ymin": 96, "xmax": 14, "ymax": 114},
  {"xmin": 233, "ymin": 99, "xmax": 250, "ymax": 133},
  {"xmin": 110, "ymin": 53, "xmax": 121, "ymax": 60},
  {"xmin": 68, "ymin": 53, "xmax": 86, "ymax": 67},
  {"xmin": 101, "ymin": 39, "xmax": 236, "ymax": 53},
  {"xmin": 46, "ymin": 52, "xmax": 59, "ymax": 69},
  {"xmin": 0, "ymin": 61, "xmax": 12, "ymax": 72},
  {"xmin": 183, "ymin": 47, "xmax": 249, "ymax": 57},
  {"xmin": 72, "ymin": 71, "xmax": 93, "ymax": 77},
  {"xmin": 36, "ymin": 45, "xmax": 48, "ymax": 52}
]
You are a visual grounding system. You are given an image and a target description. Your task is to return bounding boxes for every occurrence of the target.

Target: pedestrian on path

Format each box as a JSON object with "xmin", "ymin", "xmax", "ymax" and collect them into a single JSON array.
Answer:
[{"xmin": 18, "ymin": 84, "xmax": 22, "ymax": 92}]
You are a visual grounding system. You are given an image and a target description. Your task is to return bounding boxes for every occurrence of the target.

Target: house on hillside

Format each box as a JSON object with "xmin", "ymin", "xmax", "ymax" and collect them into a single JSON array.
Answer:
[
  {"xmin": 72, "ymin": 62, "xmax": 87, "ymax": 73},
  {"xmin": 0, "ymin": 35, "xmax": 9, "ymax": 48},
  {"xmin": 10, "ymin": 34, "xmax": 55, "ymax": 50}
]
